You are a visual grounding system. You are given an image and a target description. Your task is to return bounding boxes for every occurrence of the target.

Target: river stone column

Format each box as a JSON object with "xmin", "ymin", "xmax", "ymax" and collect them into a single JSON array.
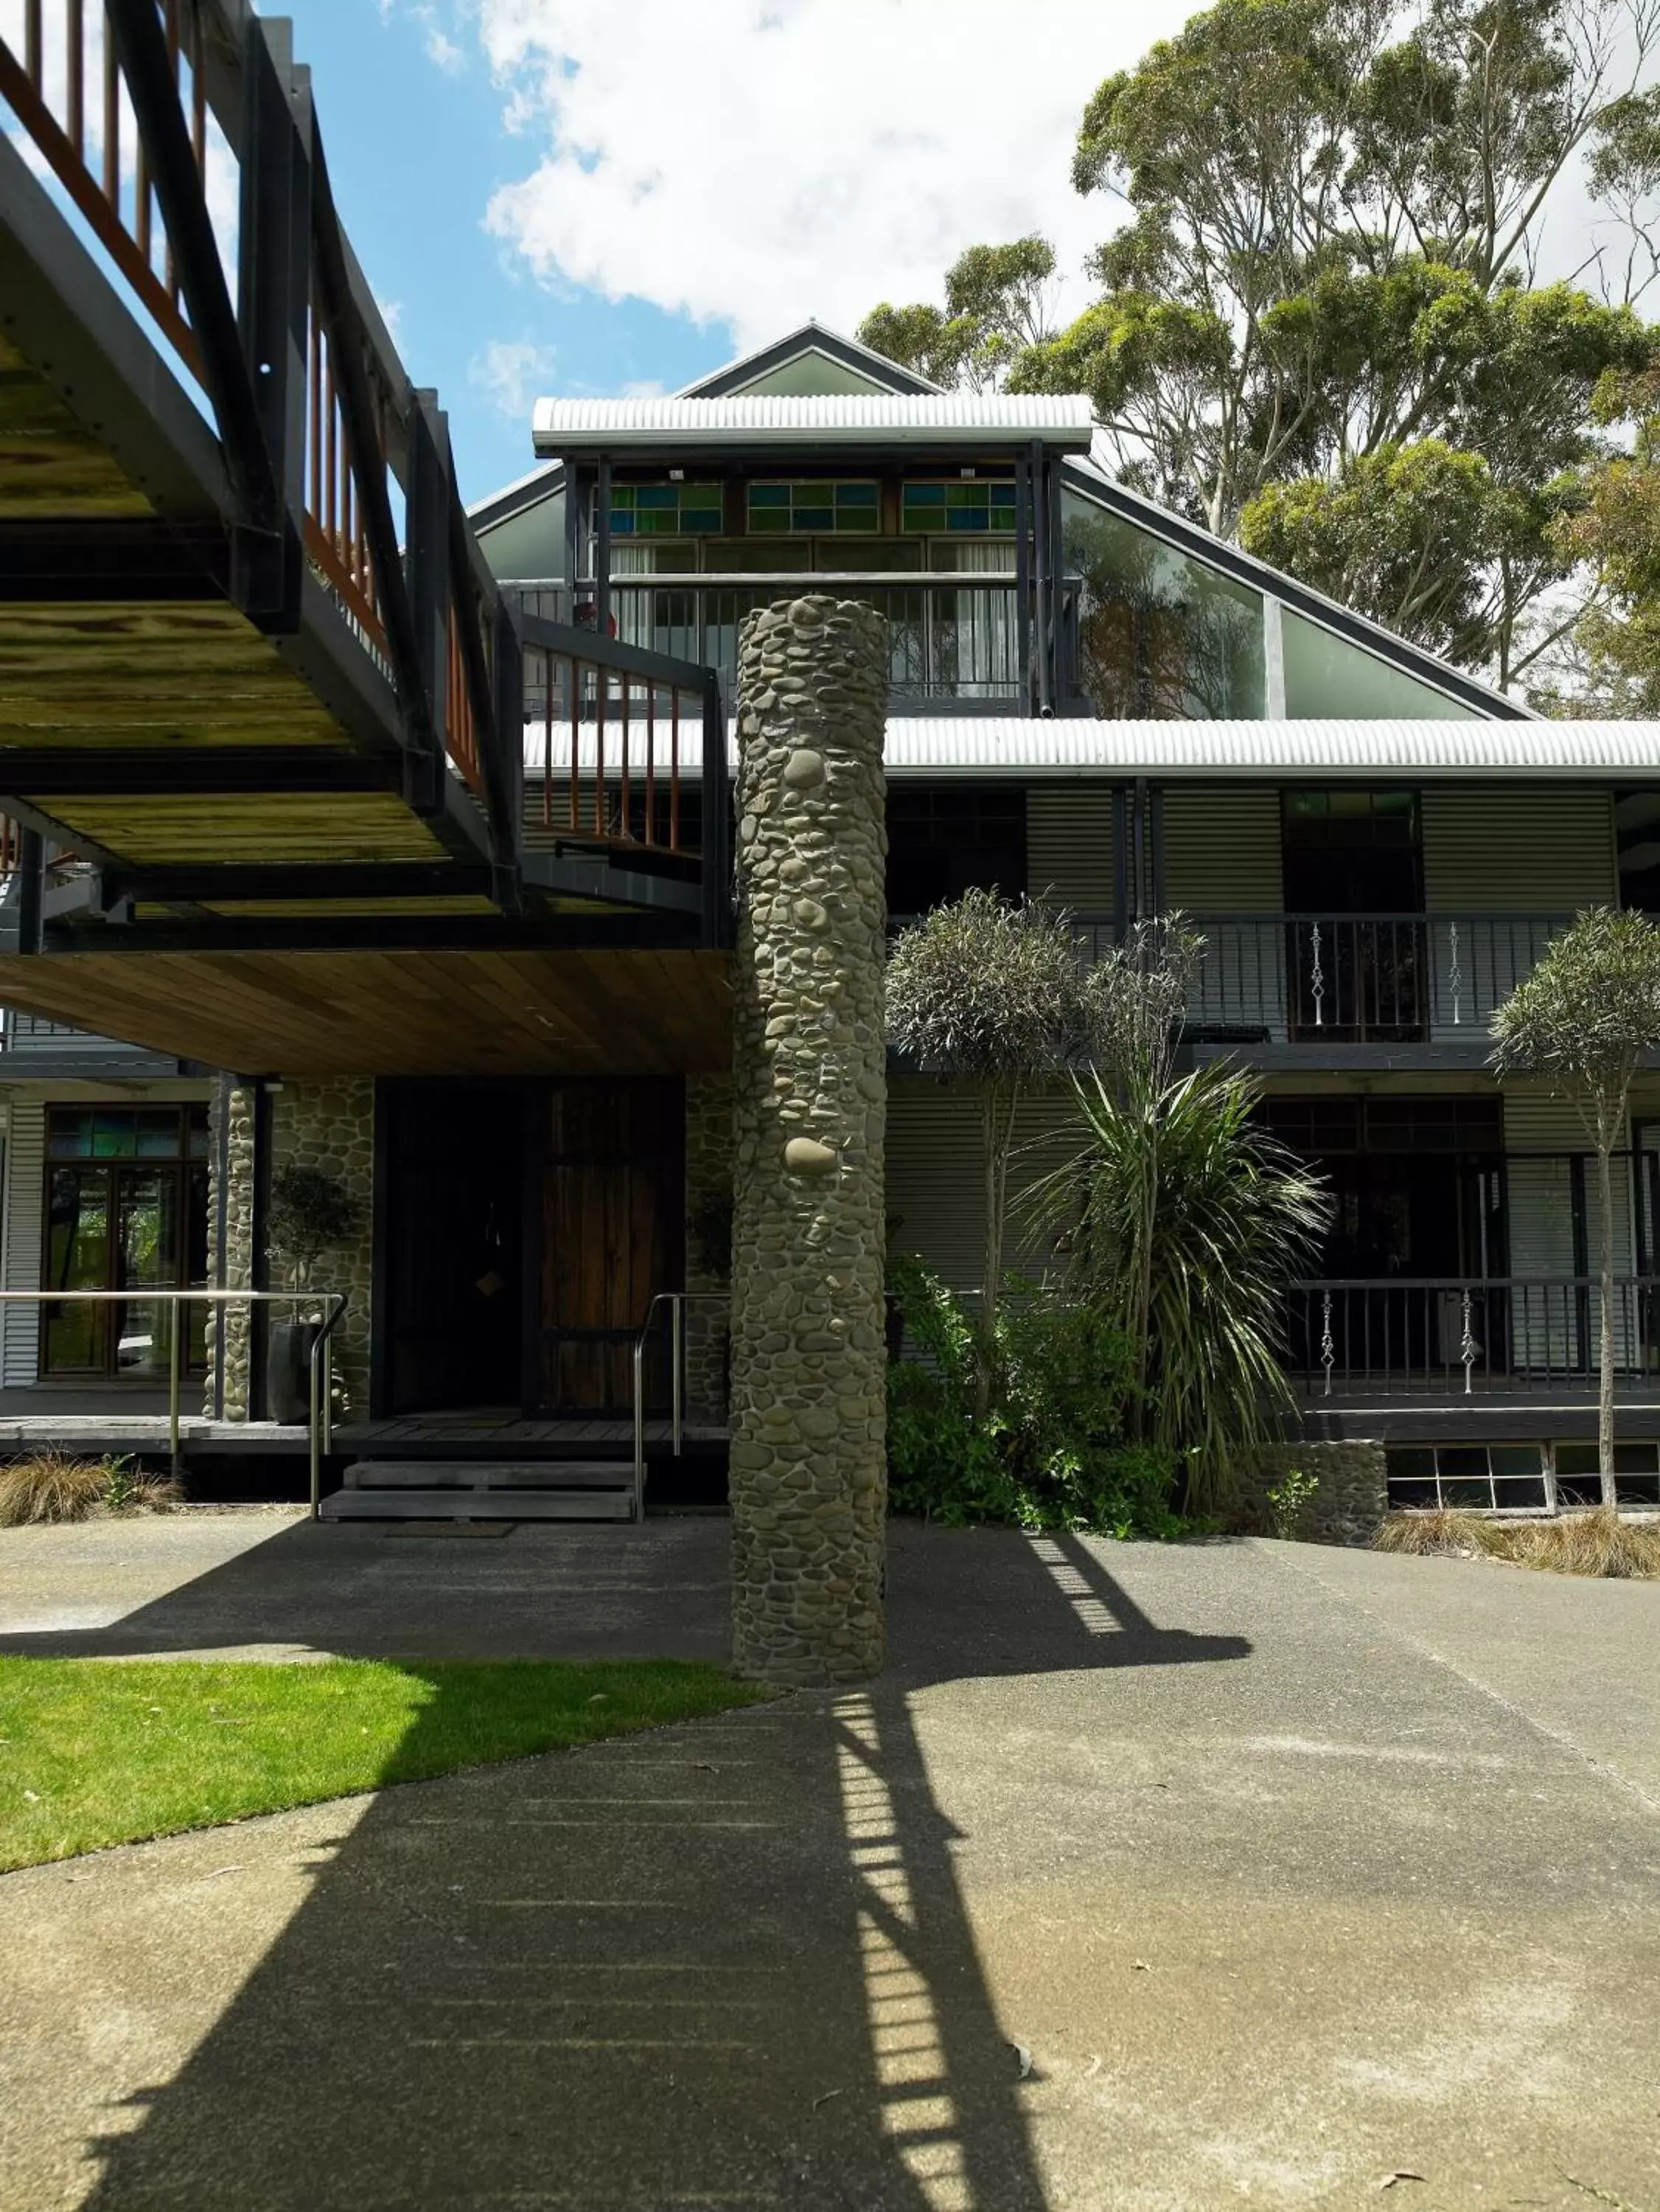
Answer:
[{"xmin": 728, "ymin": 594, "xmax": 889, "ymax": 1686}]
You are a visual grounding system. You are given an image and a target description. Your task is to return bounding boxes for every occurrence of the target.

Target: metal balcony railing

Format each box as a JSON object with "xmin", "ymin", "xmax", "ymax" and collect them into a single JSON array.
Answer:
[{"xmin": 1284, "ymin": 1276, "xmax": 1660, "ymax": 1399}]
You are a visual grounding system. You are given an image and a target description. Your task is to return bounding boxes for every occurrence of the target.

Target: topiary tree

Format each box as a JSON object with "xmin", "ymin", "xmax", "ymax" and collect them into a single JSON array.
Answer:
[
  {"xmin": 885, "ymin": 889, "xmax": 1106, "ymax": 1413},
  {"xmin": 1491, "ymin": 906, "xmax": 1660, "ymax": 1509},
  {"xmin": 266, "ymin": 1165, "xmax": 358, "ymax": 1296}
]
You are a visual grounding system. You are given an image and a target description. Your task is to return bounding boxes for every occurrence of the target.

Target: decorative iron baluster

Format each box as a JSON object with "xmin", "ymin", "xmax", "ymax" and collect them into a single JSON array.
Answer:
[
  {"xmin": 1448, "ymin": 919, "xmax": 1462, "ymax": 1026},
  {"xmin": 1320, "ymin": 1290, "xmax": 1334, "ymax": 1399},
  {"xmin": 1309, "ymin": 922, "xmax": 1324, "ymax": 1028},
  {"xmin": 1460, "ymin": 1290, "xmax": 1476, "ymax": 1395}
]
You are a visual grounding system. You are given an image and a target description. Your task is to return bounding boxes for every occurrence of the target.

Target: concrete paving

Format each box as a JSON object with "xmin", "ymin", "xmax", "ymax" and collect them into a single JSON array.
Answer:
[{"xmin": 1, "ymin": 1517, "xmax": 1658, "ymax": 2211}]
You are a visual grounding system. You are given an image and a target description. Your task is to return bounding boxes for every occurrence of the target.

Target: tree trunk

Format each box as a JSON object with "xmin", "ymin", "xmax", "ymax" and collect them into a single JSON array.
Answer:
[
  {"xmin": 1597, "ymin": 1138, "xmax": 1618, "ymax": 1512},
  {"xmin": 975, "ymin": 1087, "xmax": 1002, "ymax": 1420}
]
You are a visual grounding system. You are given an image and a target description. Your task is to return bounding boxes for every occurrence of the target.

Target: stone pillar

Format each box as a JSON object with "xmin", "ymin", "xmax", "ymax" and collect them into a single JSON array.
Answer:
[
  {"xmin": 204, "ymin": 1078, "xmax": 256, "ymax": 1419},
  {"xmin": 728, "ymin": 595, "xmax": 889, "ymax": 1686}
]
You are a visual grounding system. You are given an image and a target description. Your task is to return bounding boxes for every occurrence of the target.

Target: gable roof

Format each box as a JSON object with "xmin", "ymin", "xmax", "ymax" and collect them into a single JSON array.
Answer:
[{"xmin": 679, "ymin": 319, "xmax": 941, "ymax": 398}]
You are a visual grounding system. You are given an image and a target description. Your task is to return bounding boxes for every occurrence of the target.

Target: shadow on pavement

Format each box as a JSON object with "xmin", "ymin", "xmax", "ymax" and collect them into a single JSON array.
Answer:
[{"xmin": 19, "ymin": 1523, "xmax": 1251, "ymax": 2209}]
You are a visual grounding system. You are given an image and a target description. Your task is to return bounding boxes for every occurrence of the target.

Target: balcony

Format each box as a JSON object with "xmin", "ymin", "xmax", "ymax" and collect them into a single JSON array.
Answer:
[
  {"xmin": 1283, "ymin": 1276, "xmax": 1660, "ymax": 1401},
  {"xmin": 1064, "ymin": 913, "xmax": 1574, "ymax": 1046},
  {"xmin": 515, "ymin": 575, "xmax": 1081, "ymax": 711}
]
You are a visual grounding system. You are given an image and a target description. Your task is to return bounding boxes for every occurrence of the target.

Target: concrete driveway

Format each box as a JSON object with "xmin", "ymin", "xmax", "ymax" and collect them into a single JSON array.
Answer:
[{"xmin": 1, "ymin": 1515, "xmax": 1657, "ymax": 2211}]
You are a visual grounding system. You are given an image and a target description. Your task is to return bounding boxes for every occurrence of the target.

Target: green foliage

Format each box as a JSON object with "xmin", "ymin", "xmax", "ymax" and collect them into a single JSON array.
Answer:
[
  {"xmin": 1490, "ymin": 905, "xmax": 1660, "ymax": 1134},
  {"xmin": 1265, "ymin": 1464, "xmax": 1320, "ymax": 1540},
  {"xmin": 688, "ymin": 1192, "xmax": 733, "ymax": 1284},
  {"xmin": 886, "ymin": 891, "xmax": 1117, "ymax": 1411},
  {"xmin": 1028, "ymin": 1058, "xmax": 1333, "ymax": 1515},
  {"xmin": 865, "ymin": 0, "xmax": 1660, "ymax": 691},
  {"xmin": 859, "ymin": 237, "xmax": 1056, "ymax": 392},
  {"xmin": 885, "ymin": 1257, "xmax": 1190, "ymax": 1539},
  {"xmin": 266, "ymin": 1164, "xmax": 358, "ymax": 1290},
  {"xmin": 1555, "ymin": 365, "xmax": 1660, "ymax": 711},
  {"xmin": 1490, "ymin": 906, "xmax": 1660, "ymax": 1501}
]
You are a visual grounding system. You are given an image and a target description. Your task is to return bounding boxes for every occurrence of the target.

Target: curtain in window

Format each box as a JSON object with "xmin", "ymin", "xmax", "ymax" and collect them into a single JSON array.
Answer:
[{"xmin": 947, "ymin": 541, "xmax": 1016, "ymax": 698}]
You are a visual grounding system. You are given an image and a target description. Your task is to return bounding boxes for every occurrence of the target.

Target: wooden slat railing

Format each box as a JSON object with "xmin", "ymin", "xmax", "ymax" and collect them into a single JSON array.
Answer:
[
  {"xmin": 522, "ymin": 643, "xmax": 707, "ymax": 855},
  {"xmin": 0, "ymin": 0, "xmax": 217, "ymax": 371}
]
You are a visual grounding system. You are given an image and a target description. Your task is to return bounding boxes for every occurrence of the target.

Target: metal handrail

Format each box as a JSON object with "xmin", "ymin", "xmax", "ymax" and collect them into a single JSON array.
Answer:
[
  {"xmin": 631, "ymin": 1291, "xmax": 728, "ymax": 1522},
  {"xmin": 0, "ymin": 1288, "xmax": 346, "ymax": 1516}
]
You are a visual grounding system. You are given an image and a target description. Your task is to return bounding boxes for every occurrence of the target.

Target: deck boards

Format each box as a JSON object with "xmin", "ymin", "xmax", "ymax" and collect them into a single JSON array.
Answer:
[{"xmin": 0, "ymin": 336, "xmax": 153, "ymax": 518}]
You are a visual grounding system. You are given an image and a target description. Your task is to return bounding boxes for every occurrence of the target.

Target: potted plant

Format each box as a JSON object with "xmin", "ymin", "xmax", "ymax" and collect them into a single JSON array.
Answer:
[{"xmin": 265, "ymin": 1166, "xmax": 358, "ymax": 1422}]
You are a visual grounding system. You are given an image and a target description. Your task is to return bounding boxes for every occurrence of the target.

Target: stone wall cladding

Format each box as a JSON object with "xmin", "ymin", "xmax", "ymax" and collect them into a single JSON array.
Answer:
[
  {"xmin": 203, "ymin": 1079, "xmax": 255, "ymax": 1419},
  {"xmin": 1235, "ymin": 1441, "xmax": 1388, "ymax": 1546},
  {"xmin": 728, "ymin": 595, "xmax": 889, "ymax": 1686},
  {"xmin": 273, "ymin": 1078, "xmax": 375, "ymax": 1415},
  {"xmin": 685, "ymin": 1073, "xmax": 733, "ymax": 1424}
]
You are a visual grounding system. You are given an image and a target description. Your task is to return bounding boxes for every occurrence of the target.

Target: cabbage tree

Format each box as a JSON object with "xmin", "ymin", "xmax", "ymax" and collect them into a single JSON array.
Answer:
[{"xmin": 1491, "ymin": 906, "xmax": 1660, "ymax": 1507}]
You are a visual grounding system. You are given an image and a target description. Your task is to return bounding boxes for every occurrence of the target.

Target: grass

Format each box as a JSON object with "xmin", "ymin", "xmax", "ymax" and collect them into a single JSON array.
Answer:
[
  {"xmin": 0, "ymin": 1656, "xmax": 763, "ymax": 1871},
  {"xmin": 0, "ymin": 1453, "xmax": 180, "ymax": 1526},
  {"xmin": 1375, "ymin": 1506, "xmax": 1660, "ymax": 1579}
]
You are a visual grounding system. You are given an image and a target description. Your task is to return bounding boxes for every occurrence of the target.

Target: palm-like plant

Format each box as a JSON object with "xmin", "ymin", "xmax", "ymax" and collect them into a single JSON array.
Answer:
[{"xmin": 1027, "ymin": 1059, "xmax": 1332, "ymax": 1513}]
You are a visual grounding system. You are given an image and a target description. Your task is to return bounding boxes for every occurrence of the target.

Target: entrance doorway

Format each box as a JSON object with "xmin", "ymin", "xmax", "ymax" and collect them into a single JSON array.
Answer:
[
  {"xmin": 377, "ymin": 1077, "xmax": 686, "ymax": 1419},
  {"xmin": 380, "ymin": 1084, "xmax": 524, "ymax": 1414}
]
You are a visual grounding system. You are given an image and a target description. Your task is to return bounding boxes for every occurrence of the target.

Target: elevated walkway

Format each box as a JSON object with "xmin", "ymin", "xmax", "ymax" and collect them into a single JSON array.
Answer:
[{"xmin": 0, "ymin": 4, "xmax": 730, "ymax": 1072}]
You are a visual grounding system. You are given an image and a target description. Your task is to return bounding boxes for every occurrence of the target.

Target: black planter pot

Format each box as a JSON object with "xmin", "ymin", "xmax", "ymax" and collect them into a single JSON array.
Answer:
[
  {"xmin": 266, "ymin": 1317, "xmax": 323, "ymax": 1424},
  {"xmin": 884, "ymin": 1294, "xmax": 906, "ymax": 1365}
]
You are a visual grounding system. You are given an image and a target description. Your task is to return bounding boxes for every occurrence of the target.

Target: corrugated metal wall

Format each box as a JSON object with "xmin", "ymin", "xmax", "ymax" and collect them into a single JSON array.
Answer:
[
  {"xmin": 1421, "ymin": 786, "xmax": 1615, "ymax": 910},
  {"xmin": 887, "ymin": 1079, "xmax": 1082, "ymax": 1292},
  {"xmin": 1, "ymin": 1101, "xmax": 43, "ymax": 1387},
  {"xmin": 1026, "ymin": 785, "xmax": 1115, "ymax": 909},
  {"xmin": 1162, "ymin": 785, "xmax": 1284, "ymax": 911}
]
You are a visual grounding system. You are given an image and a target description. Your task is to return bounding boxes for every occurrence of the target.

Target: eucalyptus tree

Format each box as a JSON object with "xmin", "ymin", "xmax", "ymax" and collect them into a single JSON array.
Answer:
[
  {"xmin": 1491, "ymin": 906, "xmax": 1660, "ymax": 1507},
  {"xmin": 862, "ymin": 0, "xmax": 1660, "ymax": 689}
]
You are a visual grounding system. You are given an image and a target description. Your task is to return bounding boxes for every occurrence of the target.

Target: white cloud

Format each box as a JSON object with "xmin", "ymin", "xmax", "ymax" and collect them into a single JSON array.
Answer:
[
  {"xmin": 426, "ymin": 27, "xmax": 466, "ymax": 72},
  {"xmin": 470, "ymin": 336, "xmax": 560, "ymax": 417},
  {"xmin": 471, "ymin": 0, "xmax": 1193, "ymax": 352}
]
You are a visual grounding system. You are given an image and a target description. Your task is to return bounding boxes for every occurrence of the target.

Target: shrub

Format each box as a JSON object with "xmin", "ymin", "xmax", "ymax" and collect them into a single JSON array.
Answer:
[
  {"xmin": 885, "ymin": 1258, "xmax": 1191, "ymax": 1538},
  {"xmin": 1264, "ymin": 1464, "xmax": 1319, "ymax": 1540},
  {"xmin": 0, "ymin": 1455, "xmax": 181, "ymax": 1526},
  {"xmin": 1373, "ymin": 1506, "xmax": 1660, "ymax": 1579},
  {"xmin": 267, "ymin": 1165, "xmax": 358, "ymax": 1292}
]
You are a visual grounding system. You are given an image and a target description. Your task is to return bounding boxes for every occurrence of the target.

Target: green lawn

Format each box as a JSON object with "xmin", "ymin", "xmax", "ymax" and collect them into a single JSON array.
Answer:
[{"xmin": 0, "ymin": 1656, "xmax": 761, "ymax": 1871}]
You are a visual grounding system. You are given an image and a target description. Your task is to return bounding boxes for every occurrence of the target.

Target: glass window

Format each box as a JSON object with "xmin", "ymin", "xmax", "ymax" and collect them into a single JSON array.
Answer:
[
  {"xmin": 608, "ymin": 481, "xmax": 722, "ymax": 537},
  {"xmin": 887, "ymin": 785, "xmax": 1028, "ymax": 915},
  {"xmin": 747, "ymin": 481, "xmax": 881, "ymax": 534},
  {"xmin": 1064, "ymin": 504, "xmax": 1266, "ymax": 719},
  {"xmin": 1281, "ymin": 608, "xmax": 1479, "ymax": 719},
  {"xmin": 902, "ymin": 479, "xmax": 1016, "ymax": 534}
]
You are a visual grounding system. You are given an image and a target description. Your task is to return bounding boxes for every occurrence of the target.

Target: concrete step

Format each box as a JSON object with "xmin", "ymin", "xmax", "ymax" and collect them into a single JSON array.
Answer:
[
  {"xmin": 321, "ymin": 1486, "xmax": 635, "ymax": 1523},
  {"xmin": 343, "ymin": 1458, "xmax": 632, "ymax": 1491}
]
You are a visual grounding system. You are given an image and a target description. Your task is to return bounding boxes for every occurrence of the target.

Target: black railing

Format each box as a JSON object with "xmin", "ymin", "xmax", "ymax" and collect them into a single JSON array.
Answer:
[
  {"xmin": 1052, "ymin": 914, "xmax": 1574, "ymax": 1043},
  {"xmin": 0, "ymin": 4, "xmax": 734, "ymax": 942},
  {"xmin": 1284, "ymin": 1277, "xmax": 1660, "ymax": 1398}
]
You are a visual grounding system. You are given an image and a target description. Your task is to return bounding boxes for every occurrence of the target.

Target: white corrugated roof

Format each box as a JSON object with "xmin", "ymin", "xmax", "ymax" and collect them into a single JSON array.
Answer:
[
  {"xmin": 520, "ymin": 717, "xmax": 1660, "ymax": 776},
  {"xmin": 531, "ymin": 393, "xmax": 1095, "ymax": 453}
]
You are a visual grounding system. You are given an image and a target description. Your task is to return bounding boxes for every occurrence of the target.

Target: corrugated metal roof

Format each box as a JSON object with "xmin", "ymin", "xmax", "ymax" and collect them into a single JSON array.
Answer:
[
  {"xmin": 531, "ymin": 393, "xmax": 1096, "ymax": 453},
  {"xmin": 520, "ymin": 717, "xmax": 1660, "ymax": 776}
]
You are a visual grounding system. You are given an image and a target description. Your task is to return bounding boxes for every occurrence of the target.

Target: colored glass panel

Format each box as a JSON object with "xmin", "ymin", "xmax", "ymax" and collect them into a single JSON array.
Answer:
[
  {"xmin": 745, "ymin": 481, "xmax": 882, "ymax": 533},
  {"xmin": 903, "ymin": 479, "xmax": 1016, "ymax": 533}
]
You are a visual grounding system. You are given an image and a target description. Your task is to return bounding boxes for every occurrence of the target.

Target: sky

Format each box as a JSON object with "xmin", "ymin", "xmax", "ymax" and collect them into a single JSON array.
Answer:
[{"xmin": 280, "ymin": 0, "xmax": 1197, "ymax": 504}]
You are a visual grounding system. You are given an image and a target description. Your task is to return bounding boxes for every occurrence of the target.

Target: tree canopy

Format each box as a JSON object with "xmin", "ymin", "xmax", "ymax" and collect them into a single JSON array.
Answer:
[{"xmin": 858, "ymin": 0, "xmax": 1660, "ymax": 695}]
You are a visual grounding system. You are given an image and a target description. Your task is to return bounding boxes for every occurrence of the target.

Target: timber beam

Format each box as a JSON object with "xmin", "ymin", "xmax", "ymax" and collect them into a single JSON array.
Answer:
[
  {"xmin": 0, "ymin": 520, "xmax": 230, "ymax": 598},
  {"xmin": 0, "ymin": 749, "xmax": 402, "ymax": 798},
  {"xmin": 97, "ymin": 860, "xmax": 497, "ymax": 905}
]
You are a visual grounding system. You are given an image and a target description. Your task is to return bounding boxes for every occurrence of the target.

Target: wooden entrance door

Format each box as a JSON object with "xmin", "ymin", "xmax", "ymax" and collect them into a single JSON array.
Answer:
[{"xmin": 536, "ymin": 1079, "xmax": 684, "ymax": 1414}]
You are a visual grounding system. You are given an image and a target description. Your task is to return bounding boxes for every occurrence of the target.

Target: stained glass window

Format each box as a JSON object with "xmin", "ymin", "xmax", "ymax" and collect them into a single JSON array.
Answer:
[
  {"xmin": 902, "ymin": 479, "xmax": 1016, "ymax": 533},
  {"xmin": 747, "ymin": 481, "xmax": 880, "ymax": 534},
  {"xmin": 609, "ymin": 482, "xmax": 723, "ymax": 536}
]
